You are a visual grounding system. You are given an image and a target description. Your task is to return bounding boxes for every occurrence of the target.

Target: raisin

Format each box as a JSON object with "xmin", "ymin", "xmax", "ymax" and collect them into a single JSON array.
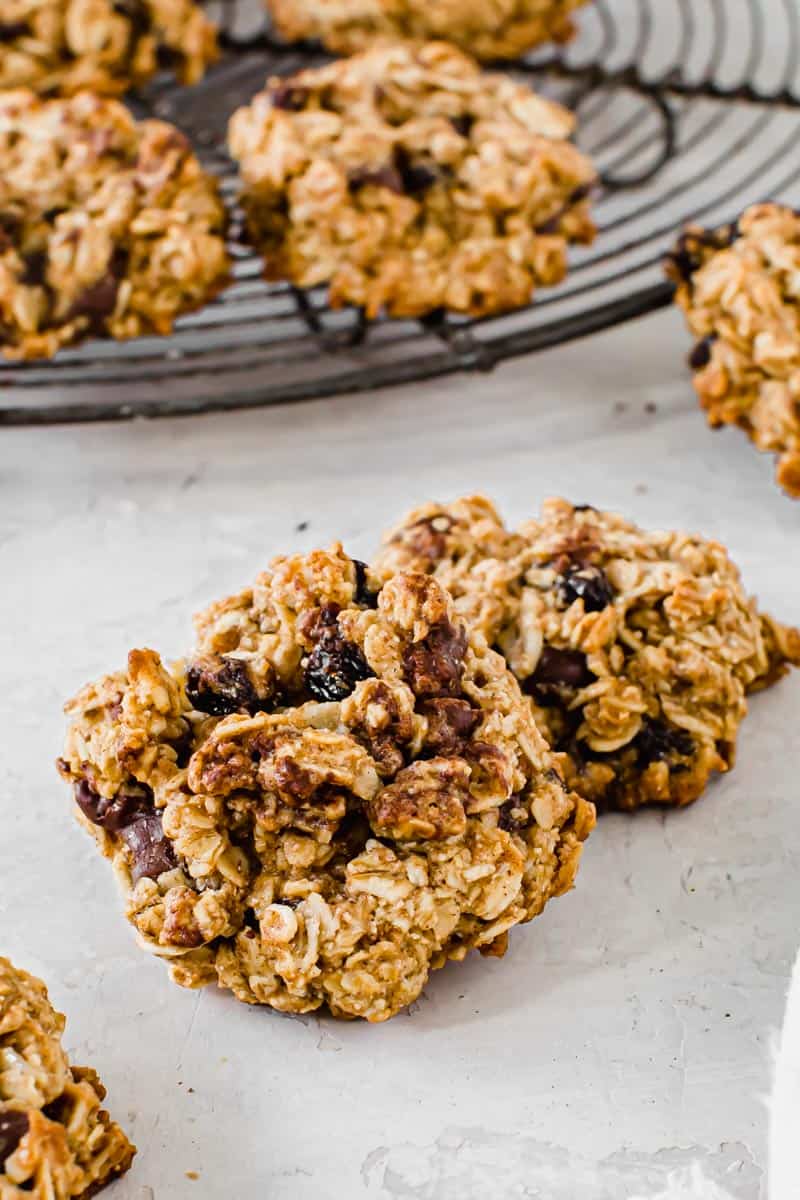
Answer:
[
  {"xmin": 305, "ymin": 629, "xmax": 373, "ymax": 701},
  {"xmin": 395, "ymin": 147, "xmax": 446, "ymax": 195},
  {"xmin": 529, "ymin": 647, "xmax": 593, "ymax": 690},
  {"xmin": 348, "ymin": 164, "xmax": 403, "ymax": 194},
  {"xmin": 498, "ymin": 796, "xmax": 528, "ymax": 833},
  {"xmin": 186, "ymin": 656, "xmax": 267, "ymax": 716},
  {"xmin": 557, "ymin": 564, "xmax": 613, "ymax": 612},
  {"xmin": 21, "ymin": 251, "xmax": 47, "ymax": 286},
  {"xmin": 269, "ymin": 82, "xmax": 309, "ymax": 111},
  {"xmin": 0, "ymin": 1111, "xmax": 29, "ymax": 1170},
  {"xmin": 449, "ymin": 114, "xmax": 474, "ymax": 137},
  {"xmin": 352, "ymin": 558, "xmax": 379, "ymax": 607},
  {"xmin": 403, "ymin": 620, "xmax": 467, "ymax": 698},
  {"xmin": 0, "ymin": 21, "xmax": 30, "ymax": 39},
  {"xmin": 636, "ymin": 719, "xmax": 694, "ymax": 766},
  {"xmin": 689, "ymin": 335, "xmax": 716, "ymax": 370}
]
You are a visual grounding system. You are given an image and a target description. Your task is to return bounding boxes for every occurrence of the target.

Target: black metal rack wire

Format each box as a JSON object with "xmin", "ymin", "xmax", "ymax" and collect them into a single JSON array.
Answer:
[{"xmin": 2, "ymin": 0, "xmax": 799, "ymax": 424}]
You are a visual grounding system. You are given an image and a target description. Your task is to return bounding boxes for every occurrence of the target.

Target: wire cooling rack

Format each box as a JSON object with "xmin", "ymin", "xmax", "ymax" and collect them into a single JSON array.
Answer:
[{"xmin": 2, "ymin": 0, "xmax": 799, "ymax": 424}]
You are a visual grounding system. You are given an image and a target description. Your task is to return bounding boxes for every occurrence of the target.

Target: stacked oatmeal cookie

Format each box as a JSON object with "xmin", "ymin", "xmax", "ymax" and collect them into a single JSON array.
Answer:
[{"xmin": 53, "ymin": 497, "xmax": 798, "ymax": 1036}]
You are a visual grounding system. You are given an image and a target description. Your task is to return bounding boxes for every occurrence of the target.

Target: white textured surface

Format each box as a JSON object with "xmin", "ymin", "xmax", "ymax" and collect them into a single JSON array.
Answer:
[{"xmin": 1, "ymin": 308, "xmax": 798, "ymax": 1198}]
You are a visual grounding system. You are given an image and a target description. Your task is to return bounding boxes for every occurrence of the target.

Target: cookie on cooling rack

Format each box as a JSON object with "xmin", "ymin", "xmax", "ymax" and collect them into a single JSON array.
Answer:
[
  {"xmin": 0, "ymin": 91, "xmax": 230, "ymax": 361},
  {"xmin": 0, "ymin": 957, "xmax": 135, "ymax": 1197},
  {"xmin": 375, "ymin": 495, "xmax": 800, "ymax": 812},
  {"xmin": 267, "ymin": 0, "xmax": 589, "ymax": 61},
  {"xmin": 667, "ymin": 203, "xmax": 800, "ymax": 498},
  {"xmin": 0, "ymin": 0, "xmax": 217, "ymax": 95},
  {"xmin": 228, "ymin": 40, "xmax": 596, "ymax": 319},
  {"xmin": 57, "ymin": 546, "xmax": 594, "ymax": 1022}
]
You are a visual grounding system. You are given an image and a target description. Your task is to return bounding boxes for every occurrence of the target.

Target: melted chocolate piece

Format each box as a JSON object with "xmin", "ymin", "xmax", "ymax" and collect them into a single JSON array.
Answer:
[
  {"xmin": 0, "ymin": 1111, "xmax": 29, "ymax": 1170},
  {"xmin": 120, "ymin": 812, "xmax": 177, "ymax": 882}
]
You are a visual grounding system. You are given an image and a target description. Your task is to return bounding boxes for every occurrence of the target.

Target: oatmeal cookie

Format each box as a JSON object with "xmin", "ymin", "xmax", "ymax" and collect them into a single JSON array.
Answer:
[
  {"xmin": 58, "ymin": 546, "xmax": 594, "ymax": 1022},
  {"xmin": 0, "ymin": 91, "xmax": 230, "ymax": 360},
  {"xmin": 267, "ymin": 0, "xmax": 589, "ymax": 61},
  {"xmin": 375, "ymin": 496, "xmax": 800, "ymax": 811},
  {"xmin": 667, "ymin": 204, "xmax": 800, "ymax": 498},
  {"xmin": 0, "ymin": 0, "xmax": 217, "ymax": 96},
  {"xmin": 227, "ymin": 40, "xmax": 596, "ymax": 319},
  {"xmin": 0, "ymin": 957, "xmax": 135, "ymax": 1199}
]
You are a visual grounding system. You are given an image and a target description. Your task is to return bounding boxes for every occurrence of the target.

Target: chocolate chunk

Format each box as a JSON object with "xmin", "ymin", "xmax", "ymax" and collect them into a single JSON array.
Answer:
[
  {"xmin": 67, "ymin": 273, "xmax": 120, "ymax": 326},
  {"xmin": 186, "ymin": 656, "xmax": 268, "ymax": 716},
  {"xmin": 403, "ymin": 619, "xmax": 467, "ymax": 698},
  {"xmin": 0, "ymin": 1110, "xmax": 29, "ymax": 1170},
  {"xmin": 305, "ymin": 628, "xmax": 373, "ymax": 701},
  {"xmin": 74, "ymin": 780, "xmax": 150, "ymax": 832},
  {"xmin": 635, "ymin": 719, "xmax": 694, "ymax": 766},
  {"xmin": 120, "ymin": 812, "xmax": 177, "ymax": 882},
  {"xmin": 449, "ymin": 114, "xmax": 474, "ymax": 137},
  {"xmin": 572, "ymin": 504, "xmax": 596, "ymax": 512},
  {"xmin": 530, "ymin": 647, "xmax": 592, "ymax": 690},
  {"xmin": 557, "ymin": 564, "xmax": 613, "ymax": 613},
  {"xmin": 689, "ymin": 335, "xmax": 716, "ymax": 370},
  {"xmin": 421, "ymin": 697, "xmax": 480, "ymax": 755},
  {"xmin": 74, "ymin": 776, "xmax": 176, "ymax": 878},
  {"xmin": 352, "ymin": 558, "xmax": 379, "ymax": 608},
  {"xmin": 269, "ymin": 82, "xmax": 309, "ymax": 111},
  {"xmin": 348, "ymin": 165, "xmax": 404, "ymax": 194}
]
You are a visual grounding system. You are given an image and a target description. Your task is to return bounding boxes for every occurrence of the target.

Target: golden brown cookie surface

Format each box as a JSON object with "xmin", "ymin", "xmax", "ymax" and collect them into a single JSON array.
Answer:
[
  {"xmin": 667, "ymin": 203, "xmax": 800, "ymax": 498},
  {"xmin": 0, "ymin": 91, "xmax": 230, "ymax": 360},
  {"xmin": 228, "ymin": 40, "xmax": 596, "ymax": 319},
  {"xmin": 267, "ymin": 0, "xmax": 589, "ymax": 61},
  {"xmin": 0, "ymin": 957, "xmax": 135, "ymax": 1199},
  {"xmin": 58, "ymin": 545, "xmax": 593, "ymax": 1022},
  {"xmin": 376, "ymin": 495, "xmax": 800, "ymax": 811},
  {"xmin": 0, "ymin": 0, "xmax": 216, "ymax": 96}
]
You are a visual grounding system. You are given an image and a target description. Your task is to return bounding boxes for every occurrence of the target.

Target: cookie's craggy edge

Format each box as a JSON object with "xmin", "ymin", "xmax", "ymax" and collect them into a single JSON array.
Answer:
[
  {"xmin": 667, "ymin": 203, "xmax": 800, "ymax": 498},
  {"xmin": 0, "ymin": 91, "xmax": 230, "ymax": 361},
  {"xmin": 374, "ymin": 495, "xmax": 800, "ymax": 812},
  {"xmin": 0, "ymin": 958, "xmax": 135, "ymax": 1199},
  {"xmin": 0, "ymin": 0, "xmax": 217, "ymax": 96},
  {"xmin": 228, "ymin": 40, "xmax": 596, "ymax": 320},
  {"xmin": 267, "ymin": 0, "xmax": 589, "ymax": 62},
  {"xmin": 58, "ymin": 547, "xmax": 594, "ymax": 1022}
]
